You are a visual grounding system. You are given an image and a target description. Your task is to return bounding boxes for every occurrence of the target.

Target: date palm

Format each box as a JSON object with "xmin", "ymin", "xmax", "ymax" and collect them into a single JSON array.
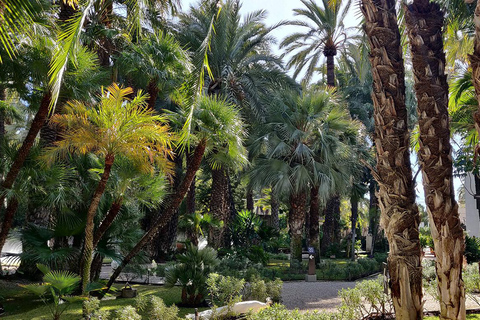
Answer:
[
  {"xmin": 406, "ymin": 0, "xmax": 465, "ymax": 317},
  {"xmin": 280, "ymin": 0, "xmax": 353, "ymax": 86},
  {"xmin": 361, "ymin": 0, "xmax": 423, "ymax": 317},
  {"xmin": 44, "ymin": 84, "xmax": 174, "ymax": 294}
]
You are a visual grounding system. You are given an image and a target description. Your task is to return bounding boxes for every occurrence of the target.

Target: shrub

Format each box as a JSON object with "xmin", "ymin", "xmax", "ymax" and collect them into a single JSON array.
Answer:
[
  {"xmin": 148, "ymin": 296, "xmax": 180, "ymax": 320},
  {"xmin": 83, "ymin": 297, "xmax": 100, "ymax": 319},
  {"xmin": 165, "ymin": 244, "xmax": 219, "ymax": 306},
  {"xmin": 338, "ymin": 276, "xmax": 393, "ymax": 320},
  {"xmin": 465, "ymin": 235, "xmax": 480, "ymax": 263},
  {"xmin": 248, "ymin": 276, "xmax": 268, "ymax": 302},
  {"xmin": 266, "ymin": 278, "xmax": 283, "ymax": 303},
  {"xmin": 246, "ymin": 304, "xmax": 336, "ymax": 320},
  {"xmin": 207, "ymin": 273, "xmax": 245, "ymax": 307},
  {"xmin": 113, "ymin": 306, "xmax": 141, "ymax": 320}
]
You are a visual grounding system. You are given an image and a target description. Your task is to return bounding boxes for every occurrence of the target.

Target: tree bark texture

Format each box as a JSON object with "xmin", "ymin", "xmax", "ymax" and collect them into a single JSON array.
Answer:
[
  {"xmin": 103, "ymin": 140, "xmax": 207, "ymax": 295},
  {"xmin": 81, "ymin": 153, "xmax": 115, "ymax": 295},
  {"xmin": 289, "ymin": 191, "xmax": 307, "ymax": 265},
  {"xmin": 0, "ymin": 92, "xmax": 51, "ymax": 256},
  {"xmin": 361, "ymin": 0, "xmax": 423, "ymax": 318},
  {"xmin": 350, "ymin": 197, "xmax": 358, "ymax": 261},
  {"xmin": 308, "ymin": 186, "xmax": 320, "ymax": 260},
  {"xmin": 469, "ymin": 0, "xmax": 480, "ymax": 150},
  {"xmin": 406, "ymin": 1, "xmax": 466, "ymax": 318},
  {"xmin": 209, "ymin": 167, "xmax": 229, "ymax": 249},
  {"xmin": 325, "ymin": 53, "xmax": 336, "ymax": 87},
  {"xmin": 321, "ymin": 196, "xmax": 339, "ymax": 253},
  {"xmin": 93, "ymin": 198, "xmax": 123, "ymax": 249}
]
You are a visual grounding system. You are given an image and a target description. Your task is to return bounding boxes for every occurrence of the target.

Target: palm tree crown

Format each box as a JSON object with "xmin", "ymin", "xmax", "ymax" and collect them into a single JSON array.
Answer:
[{"xmin": 280, "ymin": 0, "xmax": 352, "ymax": 85}]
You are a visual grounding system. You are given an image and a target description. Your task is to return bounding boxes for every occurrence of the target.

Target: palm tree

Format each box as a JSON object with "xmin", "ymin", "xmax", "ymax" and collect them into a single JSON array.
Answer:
[
  {"xmin": 103, "ymin": 96, "xmax": 246, "ymax": 294},
  {"xmin": 44, "ymin": 84, "xmax": 174, "ymax": 294},
  {"xmin": 250, "ymin": 88, "xmax": 355, "ymax": 264},
  {"xmin": 175, "ymin": 0, "xmax": 293, "ymax": 246},
  {"xmin": 116, "ymin": 32, "xmax": 190, "ymax": 110},
  {"xmin": 0, "ymin": 36, "xmax": 104, "ymax": 259},
  {"xmin": 405, "ymin": 0, "xmax": 466, "ymax": 317},
  {"xmin": 361, "ymin": 0, "xmax": 423, "ymax": 318},
  {"xmin": 280, "ymin": 0, "xmax": 352, "ymax": 86},
  {"xmin": 470, "ymin": 0, "xmax": 480, "ymax": 152}
]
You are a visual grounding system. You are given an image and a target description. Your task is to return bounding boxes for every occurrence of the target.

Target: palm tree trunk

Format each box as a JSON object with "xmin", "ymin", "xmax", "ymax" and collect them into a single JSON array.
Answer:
[
  {"xmin": 0, "ymin": 198, "xmax": 19, "ymax": 265},
  {"xmin": 209, "ymin": 167, "xmax": 229, "ymax": 249},
  {"xmin": 93, "ymin": 198, "xmax": 123, "ymax": 249},
  {"xmin": 406, "ymin": 1, "xmax": 465, "ymax": 318},
  {"xmin": 369, "ymin": 179, "xmax": 379, "ymax": 257},
  {"xmin": 0, "ymin": 86, "xmax": 5, "ymax": 149},
  {"xmin": 0, "ymin": 92, "xmax": 51, "ymax": 255},
  {"xmin": 147, "ymin": 80, "xmax": 159, "ymax": 110},
  {"xmin": 103, "ymin": 139, "xmax": 207, "ymax": 295},
  {"xmin": 469, "ymin": 0, "xmax": 480, "ymax": 147},
  {"xmin": 361, "ymin": 0, "xmax": 423, "ymax": 318},
  {"xmin": 308, "ymin": 186, "xmax": 320, "ymax": 261},
  {"xmin": 350, "ymin": 197, "xmax": 358, "ymax": 261},
  {"xmin": 186, "ymin": 150, "xmax": 196, "ymax": 215},
  {"xmin": 321, "ymin": 196, "xmax": 338, "ymax": 254},
  {"xmin": 81, "ymin": 153, "xmax": 115, "ymax": 295},
  {"xmin": 270, "ymin": 188, "xmax": 280, "ymax": 232},
  {"xmin": 246, "ymin": 190, "xmax": 254, "ymax": 212},
  {"xmin": 289, "ymin": 191, "xmax": 307, "ymax": 265},
  {"xmin": 325, "ymin": 54, "xmax": 336, "ymax": 87}
]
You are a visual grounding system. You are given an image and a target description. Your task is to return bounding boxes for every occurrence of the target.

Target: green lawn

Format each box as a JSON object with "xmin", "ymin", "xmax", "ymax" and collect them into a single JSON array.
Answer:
[
  {"xmin": 426, "ymin": 315, "xmax": 480, "ymax": 320},
  {"xmin": 1, "ymin": 280, "xmax": 208, "ymax": 320}
]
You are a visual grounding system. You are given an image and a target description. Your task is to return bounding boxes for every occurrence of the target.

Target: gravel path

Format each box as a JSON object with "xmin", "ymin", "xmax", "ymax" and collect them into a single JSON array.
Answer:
[
  {"xmin": 282, "ymin": 281, "xmax": 356, "ymax": 312},
  {"xmin": 282, "ymin": 280, "xmax": 480, "ymax": 313}
]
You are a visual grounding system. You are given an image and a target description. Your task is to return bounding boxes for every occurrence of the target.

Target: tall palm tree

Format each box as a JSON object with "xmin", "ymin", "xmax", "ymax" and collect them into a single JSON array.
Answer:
[
  {"xmin": 470, "ymin": 0, "xmax": 480, "ymax": 153},
  {"xmin": 280, "ymin": 0, "xmax": 352, "ymax": 86},
  {"xmin": 406, "ymin": 0, "xmax": 466, "ymax": 318},
  {"xmin": 175, "ymin": 0, "xmax": 294, "ymax": 246},
  {"xmin": 361, "ymin": 0, "xmax": 423, "ymax": 318},
  {"xmin": 44, "ymin": 84, "xmax": 174, "ymax": 294},
  {"xmin": 103, "ymin": 96, "xmax": 246, "ymax": 294}
]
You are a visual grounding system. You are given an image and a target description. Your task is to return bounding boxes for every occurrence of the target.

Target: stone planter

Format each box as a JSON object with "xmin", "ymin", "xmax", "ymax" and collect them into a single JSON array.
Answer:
[{"xmin": 121, "ymin": 285, "xmax": 137, "ymax": 298}]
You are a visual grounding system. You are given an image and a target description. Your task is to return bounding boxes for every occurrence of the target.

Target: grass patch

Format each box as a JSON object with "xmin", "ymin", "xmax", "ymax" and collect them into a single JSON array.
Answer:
[
  {"xmin": 425, "ymin": 315, "xmax": 480, "ymax": 320},
  {"xmin": 1, "ymin": 280, "xmax": 208, "ymax": 320}
]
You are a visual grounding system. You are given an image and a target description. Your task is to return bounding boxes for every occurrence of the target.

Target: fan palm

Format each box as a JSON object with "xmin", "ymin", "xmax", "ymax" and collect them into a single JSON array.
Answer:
[
  {"xmin": 116, "ymin": 31, "xmax": 191, "ymax": 110},
  {"xmin": 280, "ymin": 0, "xmax": 353, "ymax": 86},
  {"xmin": 104, "ymin": 96, "xmax": 246, "ymax": 294},
  {"xmin": 0, "ymin": 36, "xmax": 105, "ymax": 260},
  {"xmin": 250, "ymin": 88, "xmax": 356, "ymax": 263},
  {"xmin": 43, "ymin": 83, "xmax": 174, "ymax": 294}
]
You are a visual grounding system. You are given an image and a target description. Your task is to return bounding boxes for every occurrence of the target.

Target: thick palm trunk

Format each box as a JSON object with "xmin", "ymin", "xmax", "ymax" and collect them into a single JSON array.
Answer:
[
  {"xmin": 103, "ymin": 140, "xmax": 207, "ymax": 295},
  {"xmin": 361, "ymin": 0, "xmax": 423, "ymax": 318},
  {"xmin": 321, "ymin": 196, "xmax": 339, "ymax": 253},
  {"xmin": 0, "ymin": 92, "xmax": 51, "ymax": 255},
  {"xmin": 350, "ymin": 197, "xmax": 358, "ymax": 261},
  {"xmin": 325, "ymin": 53, "xmax": 336, "ymax": 87},
  {"xmin": 406, "ymin": 2, "xmax": 465, "ymax": 318},
  {"xmin": 81, "ymin": 153, "xmax": 115, "ymax": 295},
  {"xmin": 289, "ymin": 192, "xmax": 307, "ymax": 265},
  {"xmin": 92, "ymin": 198, "xmax": 123, "ymax": 249},
  {"xmin": 209, "ymin": 167, "xmax": 229, "ymax": 249},
  {"xmin": 469, "ymin": 0, "xmax": 480, "ymax": 145},
  {"xmin": 369, "ymin": 179, "xmax": 380, "ymax": 257},
  {"xmin": 308, "ymin": 186, "xmax": 320, "ymax": 261}
]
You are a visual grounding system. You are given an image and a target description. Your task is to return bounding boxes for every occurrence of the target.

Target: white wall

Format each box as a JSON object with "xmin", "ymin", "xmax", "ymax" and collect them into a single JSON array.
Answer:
[{"xmin": 465, "ymin": 172, "xmax": 480, "ymax": 237}]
